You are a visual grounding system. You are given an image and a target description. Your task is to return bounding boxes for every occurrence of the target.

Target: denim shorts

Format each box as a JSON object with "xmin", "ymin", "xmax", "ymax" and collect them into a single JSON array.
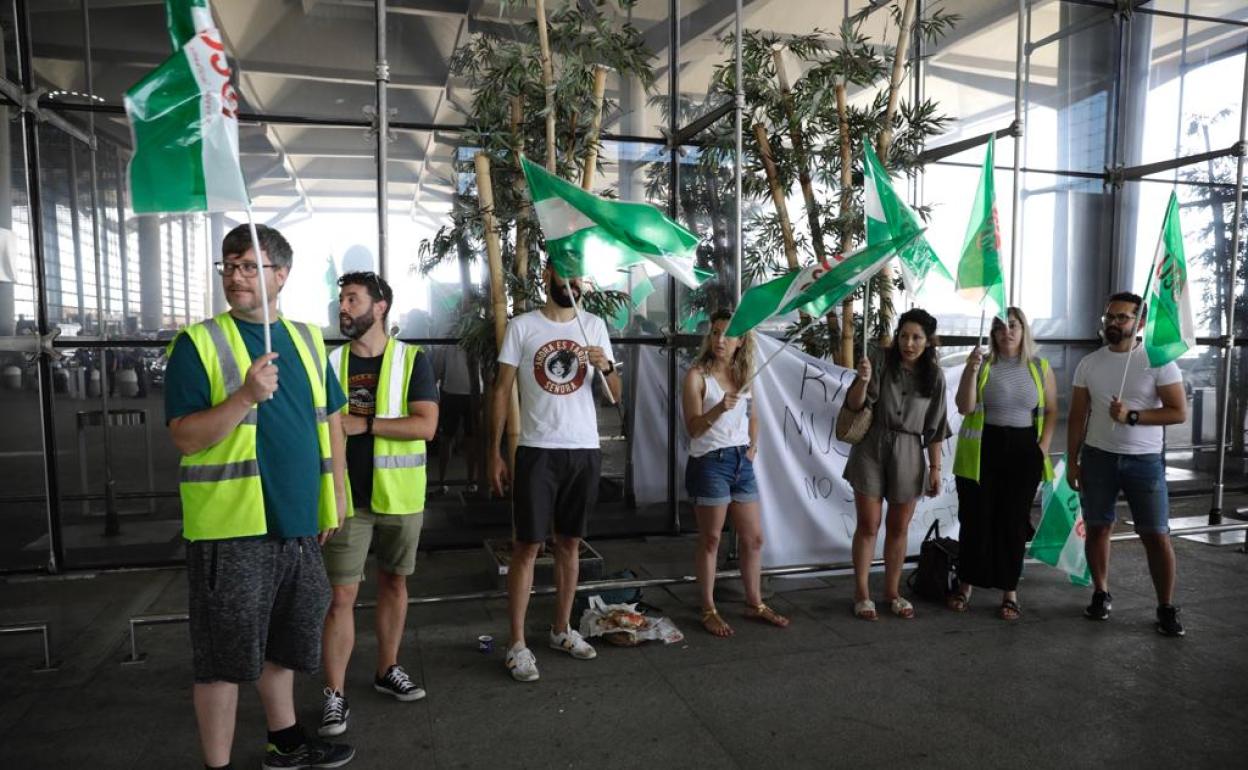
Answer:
[
  {"xmin": 1079, "ymin": 445, "xmax": 1170, "ymax": 534},
  {"xmin": 685, "ymin": 446, "xmax": 758, "ymax": 506}
]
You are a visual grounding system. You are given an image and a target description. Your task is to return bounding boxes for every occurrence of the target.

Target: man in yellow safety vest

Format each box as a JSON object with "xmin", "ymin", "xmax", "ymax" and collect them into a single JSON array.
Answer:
[
  {"xmin": 318, "ymin": 272, "xmax": 439, "ymax": 737},
  {"xmin": 165, "ymin": 224, "xmax": 352, "ymax": 770}
]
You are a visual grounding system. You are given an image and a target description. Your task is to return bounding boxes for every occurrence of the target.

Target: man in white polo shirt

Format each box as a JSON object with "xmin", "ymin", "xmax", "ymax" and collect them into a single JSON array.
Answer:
[
  {"xmin": 1066, "ymin": 291, "xmax": 1188, "ymax": 637},
  {"xmin": 488, "ymin": 261, "xmax": 621, "ymax": 682}
]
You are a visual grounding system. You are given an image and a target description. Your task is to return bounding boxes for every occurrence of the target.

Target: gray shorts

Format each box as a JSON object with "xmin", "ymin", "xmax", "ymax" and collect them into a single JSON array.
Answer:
[{"xmin": 186, "ymin": 536, "xmax": 331, "ymax": 684}]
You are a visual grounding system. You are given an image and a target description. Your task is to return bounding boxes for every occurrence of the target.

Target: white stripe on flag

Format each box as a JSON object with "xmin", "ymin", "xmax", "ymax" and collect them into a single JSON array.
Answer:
[
  {"xmin": 184, "ymin": 29, "xmax": 247, "ymax": 211},
  {"xmin": 534, "ymin": 197, "xmax": 596, "ymax": 240}
]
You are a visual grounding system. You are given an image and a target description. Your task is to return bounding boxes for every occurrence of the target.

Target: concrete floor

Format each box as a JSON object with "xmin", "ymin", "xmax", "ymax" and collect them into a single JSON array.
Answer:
[{"xmin": 1, "ymin": 508, "xmax": 1246, "ymax": 769}]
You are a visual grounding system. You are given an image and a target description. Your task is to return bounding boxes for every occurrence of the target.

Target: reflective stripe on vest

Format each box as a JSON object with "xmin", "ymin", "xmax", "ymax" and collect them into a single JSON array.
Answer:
[
  {"xmin": 177, "ymin": 313, "xmax": 336, "ymax": 541},
  {"xmin": 952, "ymin": 357, "xmax": 1055, "ymax": 483},
  {"xmin": 329, "ymin": 337, "xmax": 428, "ymax": 515}
]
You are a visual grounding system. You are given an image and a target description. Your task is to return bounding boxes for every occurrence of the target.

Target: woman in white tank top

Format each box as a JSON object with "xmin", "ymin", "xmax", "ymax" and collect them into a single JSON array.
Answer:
[{"xmin": 681, "ymin": 310, "xmax": 790, "ymax": 637}]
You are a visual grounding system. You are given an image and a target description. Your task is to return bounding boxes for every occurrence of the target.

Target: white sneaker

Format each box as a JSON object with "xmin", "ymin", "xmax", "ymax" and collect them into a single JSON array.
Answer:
[
  {"xmin": 549, "ymin": 627, "xmax": 597, "ymax": 660},
  {"xmin": 505, "ymin": 645, "xmax": 540, "ymax": 682}
]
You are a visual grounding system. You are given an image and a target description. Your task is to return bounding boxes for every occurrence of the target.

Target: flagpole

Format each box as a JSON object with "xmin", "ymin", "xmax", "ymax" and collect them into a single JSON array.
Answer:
[
  {"xmin": 243, "ymin": 202, "xmax": 272, "ymax": 355},
  {"xmin": 977, "ymin": 308, "xmax": 987, "ymax": 349},
  {"xmin": 562, "ymin": 274, "xmax": 617, "ymax": 405},
  {"xmin": 1111, "ymin": 208, "xmax": 1168, "ymax": 429}
]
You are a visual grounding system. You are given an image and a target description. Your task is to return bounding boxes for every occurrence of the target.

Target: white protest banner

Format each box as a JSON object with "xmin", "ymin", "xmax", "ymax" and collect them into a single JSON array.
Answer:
[{"xmin": 630, "ymin": 336, "xmax": 963, "ymax": 568}]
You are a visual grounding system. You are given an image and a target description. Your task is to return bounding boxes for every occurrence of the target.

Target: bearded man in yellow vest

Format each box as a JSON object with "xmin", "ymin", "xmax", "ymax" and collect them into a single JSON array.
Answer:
[
  {"xmin": 318, "ymin": 272, "xmax": 439, "ymax": 737},
  {"xmin": 165, "ymin": 224, "xmax": 352, "ymax": 770}
]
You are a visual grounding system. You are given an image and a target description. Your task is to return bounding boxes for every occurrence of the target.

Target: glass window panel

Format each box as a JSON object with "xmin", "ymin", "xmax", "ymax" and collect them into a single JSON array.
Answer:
[
  {"xmin": 1024, "ymin": 1, "xmax": 1118, "ymax": 174},
  {"xmin": 924, "ymin": 1, "xmax": 1021, "ymax": 134},
  {"xmin": 1143, "ymin": 1, "xmax": 1248, "ymax": 22},
  {"xmin": 1129, "ymin": 18, "xmax": 1245, "ymax": 169}
]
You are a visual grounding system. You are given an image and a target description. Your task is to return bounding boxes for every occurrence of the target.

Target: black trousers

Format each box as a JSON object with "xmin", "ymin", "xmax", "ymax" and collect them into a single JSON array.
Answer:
[{"xmin": 955, "ymin": 425, "xmax": 1045, "ymax": 592}]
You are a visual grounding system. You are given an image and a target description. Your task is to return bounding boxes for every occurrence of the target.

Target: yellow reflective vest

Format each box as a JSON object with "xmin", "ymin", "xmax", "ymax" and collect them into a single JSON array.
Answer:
[
  {"xmin": 175, "ymin": 313, "xmax": 336, "ymax": 541},
  {"xmin": 329, "ymin": 338, "xmax": 428, "ymax": 516},
  {"xmin": 953, "ymin": 356, "xmax": 1055, "ymax": 483}
]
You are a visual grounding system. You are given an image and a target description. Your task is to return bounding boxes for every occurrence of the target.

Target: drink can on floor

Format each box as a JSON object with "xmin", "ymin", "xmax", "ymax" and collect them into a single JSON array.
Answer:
[{"xmin": 478, "ymin": 634, "xmax": 494, "ymax": 654}]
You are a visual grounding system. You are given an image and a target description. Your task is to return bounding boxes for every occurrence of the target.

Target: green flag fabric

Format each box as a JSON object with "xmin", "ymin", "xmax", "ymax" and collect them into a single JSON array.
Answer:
[
  {"xmin": 1143, "ymin": 192, "xmax": 1196, "ymax": 367},
  {"xmin": 1028, "ymin": 456, "xmax": 1091, "ymax": 587},
  {"xmin": 521, "ymin": 156, "xmax": 711, "ymax": 289},
  {"xmin": 955, "ymin": 135, "xmax": 1007, "ymax": 318},
  {"xmin": 862, "ymin": 140, "xmax": 951, "ymax": 295},
  {"xmin": 124, "ymin": 0, "xmax": 248, "ymax": 214},
  {"xmin": 726, "ymin": 236, "xmax": 908, "ymax": 338}
]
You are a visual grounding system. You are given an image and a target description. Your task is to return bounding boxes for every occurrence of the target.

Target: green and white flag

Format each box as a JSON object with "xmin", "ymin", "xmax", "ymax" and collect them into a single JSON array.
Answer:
[
  {"xmin": 1143, "ymin": 192, "xmax": 1196, "ymax": 367},
  {"xmin": 955, "ymin": 135, "xmax": 1007, "ymax": 319},
  {"xmin": 862, "ymin": 140, "xmax": 950, "ymax": 295},
  {"xmin": 1029, "ymin": 456, "xmax": 1091, "ymax": 587},
  {"xmin": 125, "ymin": 0, "xmax": 248, "ymax": 214},
  {"xmin": 521, "ymin": 156, "xmax": 711, "ymax": 288},
  {"xmin": 726, "ymin": 236, "xmax": 909, "ymax": 338}
]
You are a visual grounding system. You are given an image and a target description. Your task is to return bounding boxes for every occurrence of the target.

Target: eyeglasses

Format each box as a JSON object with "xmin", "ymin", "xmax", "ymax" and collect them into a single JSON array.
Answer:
[
  {"xmin": 215, "ymin": 261, "xmax": 276, "ymax": 277},
  {"xmin": 1103, "ymin": 313, "xmax": 1137, "ymax": 325}
]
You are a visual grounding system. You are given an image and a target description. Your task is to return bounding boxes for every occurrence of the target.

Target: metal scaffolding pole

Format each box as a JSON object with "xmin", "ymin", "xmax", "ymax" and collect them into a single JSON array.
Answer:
[
  {"xmin": 732, "ymin": 0, "xmax": 743, "ymax": 303},
  {"xmin": 1209, "ymin": 48, "xmax": 1248, "ymax": 524},
  {"xmin": 667, "ymin": 0, "xmax": 681, "ymax": 534},
  {"xmin": 375, "ymin": 0, "xmax": 390, "ymax": 279},
  {"xmin": 1009, "ymin": 0, "xmax": 1028, "ymax": 307},
  {"xmin": 83, "ymin": 0, "xmax": 120, "ymax": 537}
]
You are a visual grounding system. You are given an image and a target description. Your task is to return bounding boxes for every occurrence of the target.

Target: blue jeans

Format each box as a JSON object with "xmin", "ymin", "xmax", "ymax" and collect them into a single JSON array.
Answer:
[
  {"xmin": 1079, "ymin": 445, "xmax": 1170, "ymax": 534},
  {"xmin": 685, "ymin": 446, "xmax": 758, "ymax": 506}
]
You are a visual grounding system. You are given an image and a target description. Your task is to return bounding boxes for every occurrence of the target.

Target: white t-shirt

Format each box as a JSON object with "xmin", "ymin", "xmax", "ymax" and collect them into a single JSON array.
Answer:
[
  {"xmin": 1072, "ymin": 345, "xmax": 1182, "ymax": 455},
  {"xmin": 498, "ymin": 309, "xmax": 614, "ymax": 449}
]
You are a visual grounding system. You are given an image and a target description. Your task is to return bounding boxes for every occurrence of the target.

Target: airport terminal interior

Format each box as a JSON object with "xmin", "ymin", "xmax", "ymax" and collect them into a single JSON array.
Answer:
[{"xmin": 1, "ymin": 1, "xmax": 1246, "ymax": 768}]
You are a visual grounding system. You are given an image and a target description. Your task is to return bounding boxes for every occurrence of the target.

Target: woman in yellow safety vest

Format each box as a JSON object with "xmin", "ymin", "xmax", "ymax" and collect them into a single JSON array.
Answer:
[{"xmin": 950, "ymin": 307, "xmax": 1057, "ymax": 620}]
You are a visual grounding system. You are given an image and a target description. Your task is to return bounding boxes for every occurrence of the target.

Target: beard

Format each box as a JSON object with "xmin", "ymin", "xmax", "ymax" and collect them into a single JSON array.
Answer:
[
  {"xmin": 1104, "ymin": 325, "xmax": 1125, "ymax": 344},
  {"xmin": 550, "ymin": 280, "xmax": 580, "ymax": 308},
  {"xmin": 340, "ymin": 308, "xmax": 375, "ymax": 339}
]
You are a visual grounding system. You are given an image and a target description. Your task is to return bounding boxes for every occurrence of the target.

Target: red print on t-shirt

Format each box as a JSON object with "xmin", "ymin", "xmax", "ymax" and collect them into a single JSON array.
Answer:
[{"xmin": 533, "ymin": 340, "xmax": 587, "ymax": 395}]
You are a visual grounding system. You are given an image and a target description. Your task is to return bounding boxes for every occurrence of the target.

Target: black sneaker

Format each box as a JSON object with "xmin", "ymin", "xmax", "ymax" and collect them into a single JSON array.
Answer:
[
  {"xmin": 263, "ymin": 736, "xmax": 355, "ymax": 769},
  {"xmin": 1156, "ymin": 604, "xmax": 1186, "ymax": 637},
  {"xmin": 1084, "ymin": 590, "xmax": 1112, "ymax": 620},
  {"xmin": 373, "ymin": 664, "xmax": 427, "ymax": 702},
  {"xmin": 317, "ymin": 687, "xmax": 349, "ymax": 738}
]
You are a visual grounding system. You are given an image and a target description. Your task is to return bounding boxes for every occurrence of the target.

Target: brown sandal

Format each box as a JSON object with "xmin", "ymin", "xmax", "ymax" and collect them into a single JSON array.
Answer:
[
  {"xmin": 701, "ymin": 607, "xmax": 734, "ymax": 637},
  {"xmin": 744, "ymin": 602, "xmax": 790, "ymax": 628}
]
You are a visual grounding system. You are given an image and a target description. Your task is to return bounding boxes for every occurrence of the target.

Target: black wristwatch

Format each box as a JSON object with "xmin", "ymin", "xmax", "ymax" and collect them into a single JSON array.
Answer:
[
  {"xmin": 1126, "ymin": 410, "xmax": 1140, "ymax": 426},
  {"xmin": 366, "ymin": 415, "xmax": 375, "ymax": 435}
]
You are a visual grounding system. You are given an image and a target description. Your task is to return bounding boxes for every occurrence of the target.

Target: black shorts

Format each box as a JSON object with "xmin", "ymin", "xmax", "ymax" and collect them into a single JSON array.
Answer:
[
  {"xmin": 186, "ymin": 536, "xmax": 331, "ymax": 684},
  {"xmin": 512, "ymin": 446, "xmax": 601, "ymax": 543},
  {"xmin": 437, "ymin": 393, "xmax": 475, "ymax": 439}
]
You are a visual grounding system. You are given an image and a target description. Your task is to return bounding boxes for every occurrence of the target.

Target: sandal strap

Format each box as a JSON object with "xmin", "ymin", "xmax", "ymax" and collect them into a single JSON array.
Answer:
[{"xmin": 701, "ymin": 607, "xmax": 722, "ymax": 620}]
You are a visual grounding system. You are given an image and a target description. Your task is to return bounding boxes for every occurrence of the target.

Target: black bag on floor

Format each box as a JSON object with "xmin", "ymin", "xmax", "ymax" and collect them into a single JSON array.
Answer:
[{"xmin": 907, "ymin": 520, "xmax": 959, "ymax": 602}]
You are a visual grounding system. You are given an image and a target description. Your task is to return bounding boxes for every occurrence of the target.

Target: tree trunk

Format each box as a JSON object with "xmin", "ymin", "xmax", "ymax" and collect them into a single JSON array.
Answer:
[
  {"xmin": 475, "ymin": 152, "xmax": 520, "ymax": 468},
  {"xmin": 874, "ymin": 0, "xmax": 917, "ymax": 345},
  {"xmin": 534, "ymin": 0, "xmax": 557, "ymax": 173},
  {"xmin": 836, "ymin": 83, "xmax": 856, "ymax": 367},
  {"xmin": 580, "ymin": 65, "xmax": 610, "ymax": 190},
  {"xmin": 510, "ymin": 96, "xmax": 529, "ymax": 310}
]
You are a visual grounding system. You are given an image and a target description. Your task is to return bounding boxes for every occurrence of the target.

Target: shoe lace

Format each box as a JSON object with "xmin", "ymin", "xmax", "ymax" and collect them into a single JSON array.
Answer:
[
  {"xmin": 322, "ymin": 688, "xmax": 346, "ymax": 721},
  {"xmin": 385, "ymin": 666, "xmax": 415, "ymax": 691},
  {"xmin": 510, "ymin": 647, "xmax": 536, "ymax": 668}
]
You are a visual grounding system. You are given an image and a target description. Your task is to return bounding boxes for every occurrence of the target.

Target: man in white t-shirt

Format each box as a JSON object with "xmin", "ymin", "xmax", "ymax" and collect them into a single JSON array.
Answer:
[
  {"xmin": 489, "ymin": 261, "xmax": 621, "ymax": 682},
  {"xmin": 1066, "ymin": 292, "xmax": 1187, "ymax": 637}
]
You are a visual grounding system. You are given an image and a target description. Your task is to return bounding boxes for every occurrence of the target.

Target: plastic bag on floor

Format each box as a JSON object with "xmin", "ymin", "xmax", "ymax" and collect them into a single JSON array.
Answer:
[{"xmin": 578, "ymin": 595, "xmax": 684, "ymax": 646}]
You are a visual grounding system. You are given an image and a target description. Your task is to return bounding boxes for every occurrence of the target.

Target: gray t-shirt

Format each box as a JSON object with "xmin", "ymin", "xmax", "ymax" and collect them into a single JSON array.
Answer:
[{"xmin": 982, "ymin": 356, "xmax": 1038, "ymax": 428}]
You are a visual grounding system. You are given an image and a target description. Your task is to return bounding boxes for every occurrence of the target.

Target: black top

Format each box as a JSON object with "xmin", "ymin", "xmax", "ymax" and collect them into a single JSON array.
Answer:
[{"xmin": 345, "ymin": 349, "xmax": 438, "ymax": 508}]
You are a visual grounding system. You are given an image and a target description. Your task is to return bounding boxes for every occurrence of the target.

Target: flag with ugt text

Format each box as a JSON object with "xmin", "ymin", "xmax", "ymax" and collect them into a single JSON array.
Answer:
[
  {"xmin": 725, "ymin": 235, "xmax": 911, "ymax": 338},
  {"xmin": 125, "ymin": 0, "xmax": 248, "ymax": 213},
  {"xmin": 1144, "ymin": 192, "xmax": 1196, "ymax": 367},
  {"xmin": 1028, "ymin": 456, "xmax": 1091, "ymax": 587},
  {"xmin": 862, "ymin": 140, "xmax": 950, "ymax": 295},
  {"xmin": 955, "ymin": 135, "xmax": 1007, "ymax": 319},
  {"xmin": 521, "ymin": 157, "xmax": 712, "ymax": 289}
]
